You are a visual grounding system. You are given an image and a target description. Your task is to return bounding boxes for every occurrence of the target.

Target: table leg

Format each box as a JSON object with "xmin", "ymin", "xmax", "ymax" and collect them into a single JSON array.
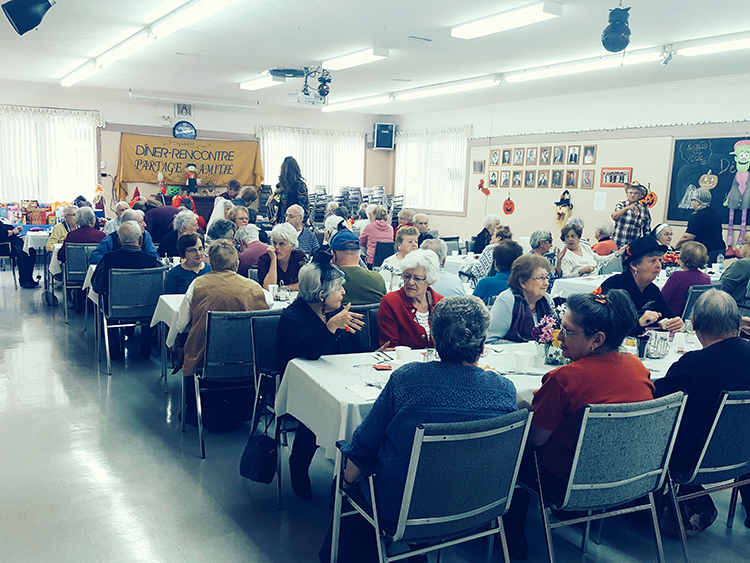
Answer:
[
  {"xmin": 160, "ymin": 322, "xmax": 168, "ymax": 393},
  {"xmin": 43, "ymin": 249, "xmax": 57, "ymax": 307}
]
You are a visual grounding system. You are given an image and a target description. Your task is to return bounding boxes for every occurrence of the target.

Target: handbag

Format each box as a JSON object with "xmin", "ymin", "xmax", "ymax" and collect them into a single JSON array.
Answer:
[{"xmin": 239, "ymin": 419, "xmax": 277, "ymax": 484}]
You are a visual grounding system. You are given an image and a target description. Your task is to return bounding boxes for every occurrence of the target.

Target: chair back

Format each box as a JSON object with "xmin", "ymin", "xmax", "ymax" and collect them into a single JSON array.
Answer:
[
  {"xmin": 738, "ymin": 276, "xmax": 750, "ymax": 316},
  {"xmin": 440, "ymin": 236, "xmax": 460, "ymax": 255},
  {"xmin": 64, "ymin": 243, "xmax": 98, "ymax": 285},
  {"xmin": 248, "ymin": 267, "xmax": 259, "ymax": 283},
  {"xmin": 394, "ymin": 409, "xmax": 533, "ymax": 543},
  {"xmin": 107, "ymin": 267, "xmax": 167, "ymax": 320},
  {"xmin": 682, "ymin": 390, "xmax": 750, "ymax": 486},
  {"xmin": 349, "ymin": 304, "xmax": 379, "ymax": 351},
  {"xmin": 373, "ymin": 241, "xmax": 395, "ymax": 268},
  {"xmin": 682, "ymin": 281, "xmax": 723, "ymax": 320},
  {"xmin": 249, "ymin": 309, "xmax": 284, "ymax": 379},
  {"xmin": 202, "ymin": 311, "xmax": 256, "ymax": 382},
  {"xmin": 559, "ymin": 392, "xmax": 686, "ymax": 512}
]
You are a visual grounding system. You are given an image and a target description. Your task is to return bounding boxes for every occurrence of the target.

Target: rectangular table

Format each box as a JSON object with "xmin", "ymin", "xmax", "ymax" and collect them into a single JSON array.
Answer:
[{"xmin": 551, "ymin": 271, "xmax": 723, "ymax": 300}]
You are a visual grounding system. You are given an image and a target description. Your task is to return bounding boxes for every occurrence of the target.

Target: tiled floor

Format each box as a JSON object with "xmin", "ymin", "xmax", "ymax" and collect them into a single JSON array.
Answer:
[{"xmin": 1, "ymin": 272, "xmax": 750, "ymax": 562}]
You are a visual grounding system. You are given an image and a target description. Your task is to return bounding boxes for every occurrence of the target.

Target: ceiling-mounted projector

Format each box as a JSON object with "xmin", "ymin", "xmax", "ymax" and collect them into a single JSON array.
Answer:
[
  {"xmin": 288, "ymin": 90, "xmax": 328, "ymax": 106},
  {"xmin": 269, "ymin": 68, "xmax": 306, "ymax": 78}
]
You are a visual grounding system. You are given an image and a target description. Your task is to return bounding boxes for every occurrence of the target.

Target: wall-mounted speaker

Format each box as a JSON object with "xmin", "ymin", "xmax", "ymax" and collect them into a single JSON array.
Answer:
[{"xmin": 373, "ymin": 123, "xmax": 395, "ymax": 150}]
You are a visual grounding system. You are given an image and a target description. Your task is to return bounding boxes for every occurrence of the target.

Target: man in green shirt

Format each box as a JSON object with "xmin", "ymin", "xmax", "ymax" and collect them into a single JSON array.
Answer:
[{"xmin": 330, "ymin": 230, "xmax": 386, "ymax": 305}]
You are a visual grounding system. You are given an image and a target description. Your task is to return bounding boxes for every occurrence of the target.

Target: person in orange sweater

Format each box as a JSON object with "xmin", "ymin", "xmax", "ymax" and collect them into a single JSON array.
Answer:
[{"xmin": 592, "ymin": 220, "xmax": 618, "ymax": 256}]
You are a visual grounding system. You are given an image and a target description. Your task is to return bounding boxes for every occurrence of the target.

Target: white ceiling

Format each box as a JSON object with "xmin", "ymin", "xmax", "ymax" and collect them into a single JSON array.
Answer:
[{"xmin": 1, "ymin": 0, "xmax": 749, "ymax": 116}]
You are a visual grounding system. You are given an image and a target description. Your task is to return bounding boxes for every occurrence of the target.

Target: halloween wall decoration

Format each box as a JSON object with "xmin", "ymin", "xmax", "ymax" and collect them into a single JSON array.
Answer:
[
  {"xmin": 554, "ymin": 190, "xmax": 573, "ymax": 227},
  {"xmin": 478, "ymin": 178, "xmax": 490, "ymax": 196},
  {"xmin": 503, "ymin": 194, "xmax": 515, "ymax": 215},
  {"xmin": 725, "ymin": 140, "xmax": 750, "ymax": 256}
]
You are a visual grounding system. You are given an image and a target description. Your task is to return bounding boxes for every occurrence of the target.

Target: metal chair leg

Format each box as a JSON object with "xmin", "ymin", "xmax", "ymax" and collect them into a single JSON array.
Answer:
[
  {"xmin": 102, "ymin": 312, "xmax": 112, "ymax": 375},
  {"xmin": 276, "ymin": 419, "xmax": 282, "ymax": 510},
  {"xmin": 496, "ymin": 517, "xmax": 510, "ymax": 563},
  {"xmin": 666, "ymin": 473, "xmax": 691, "ymax": 563},
  {"xmin": 581, "ymin": 511, "xmax": 592, "ymax": 553},
  {"xmin": 727, "ymin": 479, "xmax": 740, "ymax": 528},
  {"xmin": 330, "ymin": 451, "xmax": 343, "ymax": 563},
  {"xmin": 181, "ymin": 375, "xmax": 186, "ymax": 433},
  {"xmin": 83, "ymin": 293, "xmax": 88, "ymax": 333},
  {"xmin": 63, "ymin": 274, "xmax": 68, "ymax": 324},
  {"xmin": 534, "ymin": 452, "xmax": 556, "ymax": 563},
  {"xmin": 648, "ymin": 492, "xmax": 667, "ymax": 563},
  {"xmin": 194, "ymin": 375, "xmax": 205, "ymax": 459}
]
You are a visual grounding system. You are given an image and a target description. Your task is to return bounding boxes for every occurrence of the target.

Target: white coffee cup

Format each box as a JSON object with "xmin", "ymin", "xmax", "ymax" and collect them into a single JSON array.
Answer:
[
  {"xmin": 514, "ymin": 351, "xmax": 532, "ymax": 372},
  {"xmin": 672, "ymin": 331, "xmax": 686, "ymax": 353},
  {"xmin": 452, "ymin": 250, "xmax": 459, "ymax": 256},
  {"xmin": 394, "ymin": 346, "xmax": 411, "ymax": 360}
]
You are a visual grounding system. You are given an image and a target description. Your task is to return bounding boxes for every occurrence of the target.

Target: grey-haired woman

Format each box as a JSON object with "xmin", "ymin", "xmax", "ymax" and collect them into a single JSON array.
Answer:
[{"xmin": 676, "ymin": 187, "xmax": 726, "ymax": 263}]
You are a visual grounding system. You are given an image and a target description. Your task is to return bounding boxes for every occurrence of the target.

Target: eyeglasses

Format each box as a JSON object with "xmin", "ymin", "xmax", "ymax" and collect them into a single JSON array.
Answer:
[
  {"xmin": 286, "ymin": 214, "xmax": 302, "ymax": 219},
  {"xmin": 402, "ymin": 274, "xmax": 427, "ymax": 283},
  {"xmin": 185, "ymin": 247, "xmax": 204, "ymax": 254},
  {"xmin": 559, "ymin": 326, "xmax": 584, "ymax": 338},
  {"xmin": 530, "ymin": 275, "xmax": 549, "ymax": 282}
]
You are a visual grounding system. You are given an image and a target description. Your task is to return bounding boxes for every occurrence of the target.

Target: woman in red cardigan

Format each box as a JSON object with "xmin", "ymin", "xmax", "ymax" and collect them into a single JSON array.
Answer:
[{"xmin": 377, "ymin": 249, "xmax": 443, "ymax": 348}]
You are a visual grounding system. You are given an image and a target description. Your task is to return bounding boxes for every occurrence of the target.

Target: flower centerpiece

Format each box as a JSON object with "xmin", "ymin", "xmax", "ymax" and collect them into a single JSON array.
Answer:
[
  {"xmin": 531, "ymin": 315, "xmax": 568, "ymax": 366},
  {"xmin": 662, "ymin": 251, "xmax": 680, "ymax": 276}
]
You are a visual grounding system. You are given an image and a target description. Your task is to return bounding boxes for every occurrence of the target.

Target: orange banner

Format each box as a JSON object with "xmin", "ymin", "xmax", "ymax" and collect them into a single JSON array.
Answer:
[{"xmin": 116, "ymin": 133, "xmax": 263, "ymax": 200}]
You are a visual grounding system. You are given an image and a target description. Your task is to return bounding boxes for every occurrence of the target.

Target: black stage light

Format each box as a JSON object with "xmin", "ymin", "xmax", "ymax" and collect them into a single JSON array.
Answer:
[
  {"xmin": 601, "ymin": 5, "xmax": 631, "ymax": 53},
  {"xmin": 2, "ymin": 0, "xmax": 55, "ymax": 35}
]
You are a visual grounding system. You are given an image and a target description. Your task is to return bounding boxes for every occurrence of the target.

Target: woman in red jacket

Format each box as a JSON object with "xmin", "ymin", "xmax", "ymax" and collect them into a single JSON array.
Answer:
[{"xmin": 377, "ymin": 249, "xmax": 443, "ymax": 348}]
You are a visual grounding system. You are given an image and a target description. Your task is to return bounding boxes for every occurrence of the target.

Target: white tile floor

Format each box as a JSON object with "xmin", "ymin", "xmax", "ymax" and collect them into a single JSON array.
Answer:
[{"xmin": 1, "ymin": 272, "xmax": 750, "ymax": 562}]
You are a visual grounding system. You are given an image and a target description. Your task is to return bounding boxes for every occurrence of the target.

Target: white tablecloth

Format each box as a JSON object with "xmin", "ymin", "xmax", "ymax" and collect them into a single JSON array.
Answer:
[
  {"xmin": 48, "ymin": 243, "xmax": 63, "ymax": 275},
  {"xmin": 22, "ymin": 231, "xmax": 50, "ymax": 253},
  {"xmin": 444, "ymin": 254, "xmax": 478, "ymax": 275},
  {"xmin": 551, "ymin": 271, "xmax": 722, "ymax": 299},
  {"xmin": 82, "ymin": 264, "xmax": 98, "ymax": 302}
]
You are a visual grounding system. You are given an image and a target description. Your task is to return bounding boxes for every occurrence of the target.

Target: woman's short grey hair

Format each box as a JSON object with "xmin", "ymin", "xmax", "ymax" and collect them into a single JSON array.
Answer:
[
  {"xmin": 121, "ymin": 209, "xmax": 143, "ymax": 223},
  {"xmin": 173, "ymin": 210, "xmax": 198, "ymax": 233},
  {"xmin": 235, "ymin": 224, "xmax": 260, "ymax": 245},
  {"xmin": 693, "ymin": 188, "xmax": 712, "ymax": 206},
  {"xmin": 208, "ymin": 239, "xmax": 239, "ymax": 272},
  {"xmin": 207, "ymin": 218, "xmax": 235, "ymax": 242},
  {"xmin": 398, "ymin": 208, "xmax": 415, "ymax": 221},
  {"xmin": 270, "ymin": 222, "xmax": 299, "ymax": 247},
  {"xmin": 420, "ymin": 238, "xmax": 447, "ymax": 265},
  {"xmin": 298, "ymin": 262, "xmax": 346, "ymax": 303},
  {"xmin": 595, "ymin": 220, "xmax": 615, "ymax": 237},
  {"xmin": 325, "ymin": 215, "xmax": 346, "ymax": 239},
  {"xmin": 75, "ymin": 206, "xmax": 95, "ymax": 227},
  {"xmin": 400, "ymin": 249, "xmax": 440, "ymax": 285},
  {"xmin": 567, "ymin": 215, "xmax": 585, "ymax": 230},
  {"xmin": 482, "ymin": 213, "xmax": 501, "ymax": 230},
  {"xmin": 430, "ymin": 296, "xmax": 490, "ymax": 364},
  {"xmin": 114, "ymin": 201, "xmax": 130, "ymax": 212},
  {"xmin": 365, "ymin": 204, "xmax": 377, "ymax": 217},
  {"xmin": 529, "ymin": 229, "xmax": 553, "ymax": 249},
  {"xmin": 692, "ymin": 289, "xmax": 740, "ymax": 337}
]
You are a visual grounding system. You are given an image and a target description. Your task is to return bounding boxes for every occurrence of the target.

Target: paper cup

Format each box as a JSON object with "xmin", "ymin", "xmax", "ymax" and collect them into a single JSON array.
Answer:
[
  {"xmin": 514, "ymin": 351, "xmax": 532, "ymax": 372},
  {"xmin": 394, "ymin": 346, "xmax": 411, "ymax": 360},
  {"xmin": 452, "ymin": 250, "xmax": 459, "ymax": 256},
  {"xmin": 672, "ymin": 332, "xmax": 686, "ymax": 353}
]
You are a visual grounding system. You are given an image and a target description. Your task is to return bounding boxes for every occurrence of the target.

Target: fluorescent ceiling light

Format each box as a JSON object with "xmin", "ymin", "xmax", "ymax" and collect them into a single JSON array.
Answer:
[
  {"xmin": 128, "ymin": 89, "xmax": 259, "ymax": 110},
  {"xmin": 240, "ymin": 75, "xmax": 286, "ymax": 91},
  {"xmin": 504, "ymin": 52, "xmax": 661, "ymax": 83},
  {"xmin": 151, "ymin": 0, "xmax": 237, "ymax": 39},
  {"xmin": 96, "ymin": 30, "xmax": 154, "ymax": 69},
  {"xmin": 321, "ymin": 95, "xmax": 393, "ymax": 113},
  {"xmin": 395, "ymin": 78, "xmax": 499, "ymax": 101},
  {"xmin": 61, "ymin": 62, "xmax": 98, "ymax": 88},
  {"xmin": 677, "ymin": 37, "xmax": 750, "ymax": 57},
  {"xmin": 322, "ymin": 48, "xmax": 389, "ymax": 71},
  {"xmin": 452, "ymin": 0, "xmax": 562, "ymax": 40}
]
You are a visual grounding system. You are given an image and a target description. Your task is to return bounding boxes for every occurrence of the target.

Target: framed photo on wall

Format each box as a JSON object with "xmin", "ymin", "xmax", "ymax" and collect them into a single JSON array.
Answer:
[
  {"xmin": 489, "ymin": 171, "xmax": 498, "ymax": 187},
  {"xmin": 500, "ymin": 170, "xmax": 510, "ymax": 187},
  {"xmin": 501, "ymin": 149, "xmax": 511, "ymax": 166},
  {"xmin": 581, "ymin": 169, "xmax": 595, "ymax": 189},
  {"xmin": 565, "ymin": 169, "xmax": 579, "ymax": 189},
  {"xmin": 524, "ymin": 170, "xmax": 536, "ymax": 187},
  {"xmin": 567, "ymin": 145, "xmax": 580, "ymax": 165},
  {"xmin": 490, "ymin": 150, "xmax": 500, "ymax": 167},
  {"xmin": 551, "ymin": 169, "xmax": 563, "ymax": 188},
  {"xmin": 601, "ymin": 167, "xmax": 632, "ymax": 187},
  {"xmin": 526, "ymin": 147, "xmax": 537, "ymax": 166},
  {"xmin": 582, "ymin": 145, "xmax": 597, "ymax": 165},
  {"xmin": 539, "ymin": 146, "xmax": 551, "ymax": 165},
  {"xmin": 512, "ymin": 170, "xmax": 522, "ymax": 187},
  {"xmin": 553, "ymin": 146, "xmax": 565, "ymax": 165},
  {"xmin": 473, "ymin": 160, "xmax": 485, "ymax": 174},
  {"xmin": 513, "ymin": 148, "xmax": 524, "ymax": 166},
  {"xmin": 537, "ymin": 170, "xmax": 549, "ymax": 188}
]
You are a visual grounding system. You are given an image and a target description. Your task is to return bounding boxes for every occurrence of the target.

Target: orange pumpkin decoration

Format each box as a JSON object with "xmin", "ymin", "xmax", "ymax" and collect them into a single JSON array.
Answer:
[
  {"xmin": 640, "ymin": 191, "xmax": 657, "ymax": 208},
  {"xmin": 699, "ymin": 170, "xmax": 718, "ymax": 190},
  {"xmin": 503, "ymin": 198, "xmax": 515, "ymax": 215}
]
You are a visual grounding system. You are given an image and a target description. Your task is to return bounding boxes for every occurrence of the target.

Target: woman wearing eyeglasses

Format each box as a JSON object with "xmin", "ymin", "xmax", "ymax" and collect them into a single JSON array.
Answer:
[
  {"xmin": 377, "ymin": 249, "xmax": 443, "ymax": 349},
  {"xmin": 46, "ymin": 205, "xmax": 78, "ymax": 250},
  {"xmin": 164, "ymin": 232, "xmax": 210, "ymax": 294},
  {"xmin": 486, "ymin": 254, "xmax": 556, "ymax": 344}
]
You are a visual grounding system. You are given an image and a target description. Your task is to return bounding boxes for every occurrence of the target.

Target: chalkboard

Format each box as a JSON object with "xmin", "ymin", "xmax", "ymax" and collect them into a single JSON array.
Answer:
[{"xmin": 667, "ymin": 136, "xmax": 749, "ymax": 224}]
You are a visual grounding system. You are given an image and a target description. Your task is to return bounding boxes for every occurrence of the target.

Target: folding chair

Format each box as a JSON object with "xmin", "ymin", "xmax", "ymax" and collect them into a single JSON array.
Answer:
[
  {"xmin": 99, "ymin": 267, "xmax": 167, "ymax": 375},
  {"xmin": 373, "ymin": 242, "xmax": 395, "ymax": 269},
  {"xmin": 737, "ymin": 276, "xmax": 750, "ymax": 317},
  {"xmin": 349, "ymin": 303, "xmax": 380, "ymax": 351},
  {"xmin": 665, "ymin": 390, "xmax": 750, "ymax": 563},
  {"xmin": 0, "ymin": 241, "xmax": 18, "ymax": 289},
  {"xmin": 187, "ymin": 311, "xmax": 257, "ymax": 459},
  {"xmin": 62, "ymin": 243, "xmax": 99, "ymax": 324},
  {"xmin": 532, "ymin": 392, "xmax": 687, "ymax": 563},
  {"xmin": 332, "ymin": 409, "xmax": 534, "ymax": 563},
  {"xmin": 440, "ymin": 236, "xmax": 460, "ymax": 255},
  {"xmin": 681, "ymin": 281, "xmax": 723, "ymax": 321}
]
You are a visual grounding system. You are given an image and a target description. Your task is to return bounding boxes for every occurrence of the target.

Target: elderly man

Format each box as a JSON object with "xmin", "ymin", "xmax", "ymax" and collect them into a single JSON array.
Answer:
[
  {"xmin": 326, "ymin": 201, "xmax": 339, "ymax": 217},
  {"xmin": 158, "ymin": 210, "xmax": 199, "ymax": 257},
  {"xmin": 220, "ymin": 179, "xmax": 241, "ymax": 201},
  {"xmin": 654, "ymin": 290, "xmax": 750, "ymax": 528},
  {"xmin": 92, "ymin": 220, "xmax": 161, "ymax": 359},
  {"xmin": 47, "ymin": 205, "xmax": 77, "ymax": 250},
  {"xmin": 591, "ymin": 220, "xmax": 618, "ymax": 255},
  {"xmin": 420, "ymin": 238, "xmax": 465, "ymax": 297},
  {"xmin": 721, "ymin": 255, "xmax": 750, "ymax": 307},
  {"xmin": 89, "ymin": 209, "xmax": 158, "ymax": 264},
  {"xmin": 58, "ymin": 207, "xmax": 106, "ymax": 262},
  {"xmin": 611, "ymin": 181, "xmax": 652, "ymax": 248},
  {"xmin": 330, "ymin": 230, "xmax": 385, "ymax": 305},
  {"xmin": 236, "ymin": 224, "xmax": 268, "ymax": 277},
  {"xmin": 413, "ymin": 213, "xmax": 433, "ymax": 246},
  {"xmin": 286, "ymin": 204, "xmax": 319, "ymax": 256},
  {"xmin": 144, "ymin": 199, "xmax": 180, "ymax": 244},
  {"xmin": 104, "ymin": 201, "xmax": 130, "ymax": 234}
]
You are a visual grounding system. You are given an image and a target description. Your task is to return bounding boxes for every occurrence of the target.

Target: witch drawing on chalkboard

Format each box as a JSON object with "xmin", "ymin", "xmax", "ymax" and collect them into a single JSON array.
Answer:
[{"xmin": 724, "ymin": 140, "xmax": 750, "ymax": 256}]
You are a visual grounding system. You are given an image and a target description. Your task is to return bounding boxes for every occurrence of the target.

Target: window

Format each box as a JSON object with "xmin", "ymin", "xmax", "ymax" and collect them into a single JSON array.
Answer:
[
  {"xmin": 0, "ymin": 105, "xmax": 102, "ymax": 203},
  {"xmin": 394, "ymin": 125, "xmax": 472, "ymax": 213},
  {"xmin": 256, "ymin": 125, "xmax": 365, "ymax": 192}
]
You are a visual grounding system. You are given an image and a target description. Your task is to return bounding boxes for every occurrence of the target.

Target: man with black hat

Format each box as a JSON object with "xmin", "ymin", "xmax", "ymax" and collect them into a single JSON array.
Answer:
[
  {"xmin": 611, "ymin": 181, "xmax": 652, "ymax": 248},
  {"xmin": 330, "ymin": 230, "xmax": 385, "ymax": 306}
]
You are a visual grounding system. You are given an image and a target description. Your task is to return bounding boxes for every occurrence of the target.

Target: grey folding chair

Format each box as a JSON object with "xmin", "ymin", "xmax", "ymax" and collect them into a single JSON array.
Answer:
[
  {"xmin": 99, "ymin": 267, "xmax": 167, "ymax": 375},
  {"xmin": 349, "ymin": 303, "xmax": 379, "ymax": 351},
  {"xmin": 681, "ymin": 281, "xmax": 723, "ymax": 321},
  {"xmin": 665, "ymin": 390, "xmax": 750, "ymax": 563},
  {"xmin": 440, "ymin": 236, "xmax": 460, "ymax": 255},
  {"xmin": 62, "ymin": 243, "xmax": 98, "ymax": 324},
  {"xmin": 533, "ymin": 392, "xmax": 687, "ymax": 563},
  {"xmin": 0, "ymin": 242, "xmax": 18, "ymax": 289},
  {"xmin": 332, "ymin": 410, "xmax": 533, "ymax": 563},
  {"xmin": 187, "ymin": 311, "xmax": 257, "ymax": 459},
  {"xmin": 248, "ymin": 267, "xmax": 259, "ymax": 283}
]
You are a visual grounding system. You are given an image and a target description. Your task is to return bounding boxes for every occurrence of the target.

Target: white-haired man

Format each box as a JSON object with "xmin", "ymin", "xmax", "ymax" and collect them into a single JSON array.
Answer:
[
  {"xmin": 421, "ymin": 238, "xmax": 466, "ymax": 297},
  {"xmin": 413, "ymin": 213, "xmax": 433, "ymax": 246},
  {"xmin": 89, "ymin": 209, "xmax": 158, "ymax": 264},
  {"xmin": 104, "ymin": 201, "xmax": 131, "ymax": 234},
  {"xmin": 286, "ymin": 204, "xmax": 319, "ymax": 256}
]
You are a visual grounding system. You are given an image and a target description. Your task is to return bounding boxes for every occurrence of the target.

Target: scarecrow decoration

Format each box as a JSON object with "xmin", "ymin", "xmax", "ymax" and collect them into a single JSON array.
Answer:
[{"xmin": 555, "ymin": 190, "xmax": 573, "ymax": 227}]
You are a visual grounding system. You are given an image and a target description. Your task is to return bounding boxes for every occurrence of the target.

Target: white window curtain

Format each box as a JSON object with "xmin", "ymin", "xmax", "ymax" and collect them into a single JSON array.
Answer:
[
  {"xmin": 256, "ymin": 125, "xmax": 365, "ymax": 193},
  {"xmin": 394, "ymin": 125, "xmax": 472, "ymax": 213},
  {"xmin": 0, "ymin": 105, "xmax": 102, "ymax": 203}
]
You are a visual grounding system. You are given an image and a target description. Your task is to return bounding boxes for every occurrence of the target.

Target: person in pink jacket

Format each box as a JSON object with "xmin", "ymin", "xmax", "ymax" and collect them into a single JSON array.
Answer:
[{"xmin": 359, "ymin": 205, "xmax": 393, "ymax": 267}]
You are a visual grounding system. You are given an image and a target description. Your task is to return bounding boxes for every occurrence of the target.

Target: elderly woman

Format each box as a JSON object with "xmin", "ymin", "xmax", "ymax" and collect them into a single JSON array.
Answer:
[
  {"xmin": 57, "ymin": 206, "xmax": 106, "ymax": 262},
  {"xmin": 600, "ymin": 236, "xmax": 683, "ymax": 333},
  {"xmin": 506, "ymin": 289, "xmax": 654, "ymax": 552},
  {"xmin": 174, "ymin": 240, "xmax": 268, "ymax": 430},
  {"xmin": 47, "ymin": 205, "xmax": 77, "ymax": 250},
  {"xmin": 473, "ymin": 213, "xmax": 502, "ymax": 254},
  {"xmin": 651, "ymin": 223, "xmax": 674, "ymax": 251},
  {"xmin": 470, "ymin": 224, "xmax": 513, "ymax": 283},
  {"xmin": 257, "ymin": 222, "xmax": 307, "ymax": 290},
  {"xmin": 235, "ymin": 224, "xmax": 268, "ymax": 277},
  {"xmin": 556, "ymin": 223, "xmax": 617, "ymax": 278},
  {"xmin": 207, "ymin": 197, "xmax": 234, "ymax": 232},
  {"xmin": 104, "ymin": 201, "xmax": 130, "ymax": 234},
  {"xmin": 165, "ymin": 233, "xmax": 210, "ymax": 294},
  {"xmin": 227, "ymin": 205, "xmax": 250, "ymax": 231},
  {"xmin": 276, "ymin": 255, "xmax": 368, "ymax": 499},
  {"xmin": 377, "ymin": 249, "xmax": 443, "ymax": 348},
  {"xmin": 206, "ymin": 218, "xmax": 235, "ymax": 244},
  {"xmin": 661, "ymin": 241, "xmax": 710, "ymax": 317},
  {"xmin": 473, "ymin": 240, "xmax": 523, "ymax": 305},
  {"xmin": 393, "ymin": 208, "xmax": 415, "ymax": 241},
  {"xmin": 158, "ymin": 209, "xmax": 198, "ymax": 257},
  {"xmin": 379, "ymin": 226, "xmax": 419, "ymax": 292},
  {"xmin": 339, "ymin": 296, "xmax": 517, "ymax": 530},
  {"xmin": 486, "ymin": 254, "xmax": 555, "ymax": 344},
  {"xmin": 359, "ymin": 205, "xmax": 393, "ymax": 267},
  {"xmin": 592, "ymin": 220, "xmax": 618, "ymax": 256},
  {"xmin": 676, "ymin": 188, "xmax": 727, "ymax": 263}
]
